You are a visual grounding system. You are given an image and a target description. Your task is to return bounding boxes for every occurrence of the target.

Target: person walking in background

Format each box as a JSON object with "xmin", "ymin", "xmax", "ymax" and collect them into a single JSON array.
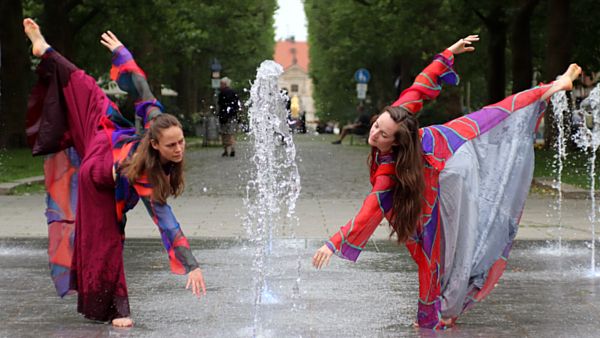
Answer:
[{"xmin": 217, "ymin": 77, "xmax": 240, "ymax": 157}]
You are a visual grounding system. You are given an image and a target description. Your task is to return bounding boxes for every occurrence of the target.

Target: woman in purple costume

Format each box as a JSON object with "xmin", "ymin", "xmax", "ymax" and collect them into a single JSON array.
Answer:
[{"xmin": 23, "ymin": 18, "xmax": 205, "ymax": 327}]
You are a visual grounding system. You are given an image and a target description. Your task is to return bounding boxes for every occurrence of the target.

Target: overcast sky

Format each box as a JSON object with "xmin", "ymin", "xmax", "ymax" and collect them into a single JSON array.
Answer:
[{"xmin": 274, "ymin": 0, "xmax": 308, "ymax": 41}]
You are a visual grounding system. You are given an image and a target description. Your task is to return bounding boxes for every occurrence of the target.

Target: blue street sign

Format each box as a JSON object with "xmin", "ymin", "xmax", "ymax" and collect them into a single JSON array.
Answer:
[{"xmin": 354, "ymin": 68, "xmax": 371, "ymax": 83}]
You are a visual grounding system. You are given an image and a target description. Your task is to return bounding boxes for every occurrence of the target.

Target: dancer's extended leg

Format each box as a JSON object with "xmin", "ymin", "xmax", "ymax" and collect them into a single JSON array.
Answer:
[
  {"xmin": 541, "ymin": 64, "xmax": 582, "ymax": 101},
  {"xmin": 24, "ymin": 18, "xmax": 110, "ymax": 158}
]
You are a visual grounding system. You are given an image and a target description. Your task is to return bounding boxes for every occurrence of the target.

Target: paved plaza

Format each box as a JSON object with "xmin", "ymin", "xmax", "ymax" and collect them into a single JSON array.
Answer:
[
  {"xmin": 1, "ymin": 134, "xmax": 600, "ymax": 337},
  {"xmin": 0, "ymin": 134, "xmax": 597, "ymax": 240}
]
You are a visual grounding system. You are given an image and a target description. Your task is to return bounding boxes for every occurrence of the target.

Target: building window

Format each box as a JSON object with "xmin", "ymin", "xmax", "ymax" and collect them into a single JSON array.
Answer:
[{"xmin": 291, "ymin": 84, "xmax": 299, "ymax": 92}]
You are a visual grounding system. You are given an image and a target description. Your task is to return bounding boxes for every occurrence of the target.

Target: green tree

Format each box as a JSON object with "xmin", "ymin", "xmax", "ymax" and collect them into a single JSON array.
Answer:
[
  {"xmin": 0, "ymin": 0, "xmax": 31, "ymax": 148},
  {"xmin": 305, "ymin": 0, "xmax": 480, "ymax": 124},
  {"xmin": 3, "ymin": 0, "xmax": 277, "ymax": 146}
]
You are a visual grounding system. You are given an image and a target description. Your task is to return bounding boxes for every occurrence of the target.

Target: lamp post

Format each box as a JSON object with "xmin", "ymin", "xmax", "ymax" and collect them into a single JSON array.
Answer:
[{"xmin": 205, "ymin": 58, "xmax": 221, "ymax": 147}]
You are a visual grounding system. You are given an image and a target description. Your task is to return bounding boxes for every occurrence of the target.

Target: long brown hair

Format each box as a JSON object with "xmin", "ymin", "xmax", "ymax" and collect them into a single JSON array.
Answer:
[
  {"xmin": 121, "ymin": 113, "xmax": 185, "ymax": 204},
  {"xmin": 370, "ymin": 106, "xmax": 424, "ymax": 243}
]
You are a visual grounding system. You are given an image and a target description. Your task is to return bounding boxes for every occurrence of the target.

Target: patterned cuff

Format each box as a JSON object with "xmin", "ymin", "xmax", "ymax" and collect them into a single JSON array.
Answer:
[
  {"xmin": 111, "ymin": 45, "xmax": 133, "ymax": 66},
  {"xmin": 174, "ymin": 246, "xmax": 200, "ymax": 273},
  {"xmin": 328, "ymin": 239, "xmax": 362, "ymax": 262},
  {"xmin": 135, "ymin": 99, "xmax": 164, "ymax": 126},
  {"xmin": 434, "ymin": 49, "xmax": 459, "ymax": 86},
  {"xmin": 325, "ymin": 241, "xmax": 337, "ymax": 254}
]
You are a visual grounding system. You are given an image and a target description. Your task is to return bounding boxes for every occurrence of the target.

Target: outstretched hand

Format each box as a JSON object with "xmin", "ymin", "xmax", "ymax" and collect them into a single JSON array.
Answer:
[
  {"xmin": 312, "ymin": 244, "xmax": 334, "ymax": 269},
  {"xmin": 186, "ymin": 267, "xmax": 207, "ymax": 299},
  {"xmin": 100, "ymin": 31, "xmax": 123, "ymax": 52},
  {"xmin": 448, "ymin": 35, "xmax": 479, "ymax": 55}
]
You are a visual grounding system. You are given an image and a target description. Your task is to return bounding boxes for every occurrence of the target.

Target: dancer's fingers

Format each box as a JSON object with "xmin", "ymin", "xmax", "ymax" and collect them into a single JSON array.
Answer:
[
  {"xmin": 200, "ymin": 277, "xmax": 207, "ymax": 296},
  {"xmin": 186, "ymin": 277, "xmax": 191, "ymax": 290},
  {"xmin": 320, "ymin": 253, "xmax": 328, "ymax": 269},
  {"xmin": 101, "ymin": 32, "xmax": 118, "ymax": 47},
  {"xmin": 101, "ymin": 37, "xmax": 113, "ymax": 48},
  {"xmin": 312, "ymin": 252, "xmax": 319, "ymax": 267},
  {"xmin": 107, "ymin": 30, "xmax": 120, "ymax": 43},
  {"xmin": 193, "ymin": 281, "xmax": 199, "ymax": 296},
  {"xmin": 314, "ymin": 252, "xmax": 322, "ymax": 269},
  {"xmin": 196, "ymin": 281, "xmax": 202, "ymax": 298}
]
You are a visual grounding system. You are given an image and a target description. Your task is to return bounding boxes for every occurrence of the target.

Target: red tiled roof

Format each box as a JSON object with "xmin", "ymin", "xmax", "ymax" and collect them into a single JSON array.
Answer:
[{"xmin": 274, "ymin": 40, "xmax": 309, "ymax": 72}]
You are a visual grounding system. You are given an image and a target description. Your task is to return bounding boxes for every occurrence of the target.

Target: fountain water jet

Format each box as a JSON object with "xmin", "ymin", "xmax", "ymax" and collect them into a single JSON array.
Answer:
[
  {"xmin": 550, "ymin": 91, "xmax": 569, "ymax": 253},
  {"xmin": 573, "ymin": 83, "xmax": 600, "ymax": 275},
  {"xmin": 243, "ymin": 60, "xmax": 302, "ymax": 334}
]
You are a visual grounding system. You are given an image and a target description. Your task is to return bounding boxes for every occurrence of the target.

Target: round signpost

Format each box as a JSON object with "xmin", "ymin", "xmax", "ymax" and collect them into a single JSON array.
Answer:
[
  {"xmin": 354, "ymin": 68, "xmax": 371, "ymax": 83},
  {"xmin": 354, "ymin": 68, "xmax": 370, "ymax": 101}
]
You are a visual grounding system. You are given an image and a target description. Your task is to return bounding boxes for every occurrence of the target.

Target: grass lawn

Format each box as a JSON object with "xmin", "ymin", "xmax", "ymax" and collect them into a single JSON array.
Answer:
[
  {"xmin": 9, "ymin": 182, "xmax": 45, "ymax": 195},
  {"xmin": 534, "ymin": 148, "xmax": 599, "ymax": 189},
  {"xmin": 0, "ymin": 148, "xmax": 43, "ymax": 183}
]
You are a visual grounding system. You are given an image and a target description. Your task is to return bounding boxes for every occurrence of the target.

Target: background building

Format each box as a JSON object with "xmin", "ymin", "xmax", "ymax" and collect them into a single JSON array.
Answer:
[{"xmin": 274, "ymin": 38, "xmax": 316, "ymax": 130}]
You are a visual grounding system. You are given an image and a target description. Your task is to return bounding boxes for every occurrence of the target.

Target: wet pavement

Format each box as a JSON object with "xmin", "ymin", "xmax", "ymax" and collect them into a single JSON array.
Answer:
[{"xmin": 1, "ymin": 238, "xmax": 600, "ymax": 337}]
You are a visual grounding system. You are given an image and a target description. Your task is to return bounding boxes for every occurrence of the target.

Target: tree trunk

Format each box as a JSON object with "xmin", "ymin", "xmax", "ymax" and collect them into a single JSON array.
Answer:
[
  {"xmin": 511, "ymin": 0, "xmax": 540, "ymax": 94},
  {"xmin": 543, "ymin": 0, "xmax": 571, "ymax": 149},
  {"xmin": 176, "ymin": 57, "xmax": 199, "ymax": 115},
  {"xmin": 0, "ymin": 0, "xmax": 29, "ymax": 148},
  {"xmin": 485, "ymin": 6, "xmax": 507, "ymax": 104},
  {"xmin": 43, "ymin": 0, "xmax": 74, "ymax": 57}
]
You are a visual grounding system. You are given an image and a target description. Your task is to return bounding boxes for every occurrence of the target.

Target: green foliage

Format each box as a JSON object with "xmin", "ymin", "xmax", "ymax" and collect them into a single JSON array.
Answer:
[
  {"xmin": 305, "ymin": 0, "xmax": 485, "ymax": 123},
  {"xmin": 305, "ymin": 0, "xmax": 600, "ymax": 124},
  {"xmin": 23, "ymin": 0, "xmax": 276, "ymax": 115},
  {"xmin": 571, "ymin": 0, "xmax": 600, "ymax": 72}
]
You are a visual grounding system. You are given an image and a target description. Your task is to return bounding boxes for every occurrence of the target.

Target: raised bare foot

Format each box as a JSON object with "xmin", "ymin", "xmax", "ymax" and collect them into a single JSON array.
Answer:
[
  {"xmin": 542, "ymin": 63, "xmax": 583, "ymax": 101},
  {"xmin": 23, "ymin": 18, "xmax": 50, "ymax": 57},
  {"xmin": 556, "ymin": 63, "xmax": 582, "ymax": 91},
  {"xmin": 112, "ymin": 317, "xmax": 134, "ymax": 327}
]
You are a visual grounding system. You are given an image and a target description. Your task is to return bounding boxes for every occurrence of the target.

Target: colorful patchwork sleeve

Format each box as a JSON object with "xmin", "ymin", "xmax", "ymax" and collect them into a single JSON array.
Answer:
[
  {"xmin": 110, "ymin": 45, "xmax": 147, "ymax": 99},
  {"xmin": 326, "ymin": 174, "xmax": 396, "ymax": 261},
  {"xmin": 133, "ymin": 179, "xmax": 199, "ymax": 274},
  {"xmin": 391, "ymin": 49, "xmax": 459, "ymax": 114},
  {"xmin": 109, "ymin": 45, "xmax": 163, "ymax": 129},
  {"xmin": 44, "ymin": 147, "xmax": 80, "ymax": 297}
]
